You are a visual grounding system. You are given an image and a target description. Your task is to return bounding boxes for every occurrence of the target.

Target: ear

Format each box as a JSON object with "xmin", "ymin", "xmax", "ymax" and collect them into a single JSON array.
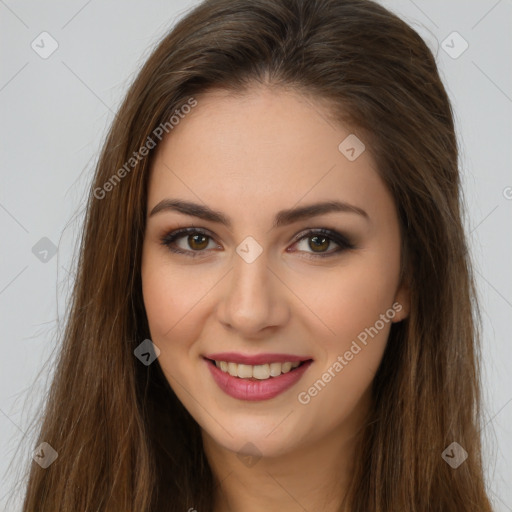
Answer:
[{"xmin": 392, "ymin": 279, "xmax": 410, "ymax": 323}]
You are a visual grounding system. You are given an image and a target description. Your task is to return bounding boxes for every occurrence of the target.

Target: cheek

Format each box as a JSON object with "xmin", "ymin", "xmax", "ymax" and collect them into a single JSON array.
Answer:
[
  {"xmin": 293, "ymin": 263, "xmax": 398, "ymax": 436},
  {"xmin": 141, "ymin": 267, "xmax": 180, "ymax": 338},
  {"xmin": 141, "ymin": 250, "xmax": 209, "ymax": 355},
  {"xmin": 297, "ymin": 260, "xmax": 399, "ymax": 345},
  {"xmin": 293, "ymin": 248, "xmax": 400, "ymax": 402}
]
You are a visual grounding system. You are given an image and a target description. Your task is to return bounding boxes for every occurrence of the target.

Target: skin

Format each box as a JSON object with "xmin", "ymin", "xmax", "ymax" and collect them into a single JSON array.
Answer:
[{"xmin": 141, "ymin": 85, "xmax": 410, "ymax": 512}]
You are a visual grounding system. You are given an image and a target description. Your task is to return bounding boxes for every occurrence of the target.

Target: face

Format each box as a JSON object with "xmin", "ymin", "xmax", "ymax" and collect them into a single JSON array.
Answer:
[{"xmin": 141, "ymin": 86, "xmax": 409, "ymax": 459}]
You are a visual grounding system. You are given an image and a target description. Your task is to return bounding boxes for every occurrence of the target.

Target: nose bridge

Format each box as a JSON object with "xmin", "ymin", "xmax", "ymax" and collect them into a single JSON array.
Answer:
[
  {"xmin": 232, "ymin": 247, "xmax": 270, "ymax": 299},
  {"xmin": 219, "ymin": 241, "xmax": 287, "ymax": 333}
]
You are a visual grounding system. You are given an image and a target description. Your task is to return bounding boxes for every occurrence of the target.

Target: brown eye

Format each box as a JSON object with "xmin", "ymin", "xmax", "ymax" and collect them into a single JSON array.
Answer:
[
  {"xmin": 160, "ymin": 228, "xmax": 217, "ymax": 257},
  {"xmin": 308, "ymin": 235, "xmax": 331, "ymax": 253},
  {"xmin": 160, "ymin": 227, "xmax": 355, "ymax": 259},
  {"xmin": 187, "ymin": 233, "xmax": 209, "ymax": 251},
  {"xmin": 290, "ymin": 229, "xmax": 355, "ymax": 258}
]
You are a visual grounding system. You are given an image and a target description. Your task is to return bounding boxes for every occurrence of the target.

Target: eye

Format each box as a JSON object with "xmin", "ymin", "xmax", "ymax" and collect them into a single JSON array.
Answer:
[
  {"xmin": 160, "ymin": 228, "xmax": 219, "ymax": 258},
  {"xmin": 289, "ymin": 228, "xmax": 355, "ymax": 259},
  {"xmin": 159, "ymin": 227, "xmax": 355, "ymax": 258}
]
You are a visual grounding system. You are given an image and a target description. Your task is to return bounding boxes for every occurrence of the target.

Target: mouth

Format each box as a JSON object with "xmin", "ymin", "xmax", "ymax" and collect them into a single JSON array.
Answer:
[
  {"xmin": 204, "ymin": 357, "xmax": 313, "ymax": 381},
  {"xmin": 203, "ymin": 355, "xmax": 314, "ymax": 401}
]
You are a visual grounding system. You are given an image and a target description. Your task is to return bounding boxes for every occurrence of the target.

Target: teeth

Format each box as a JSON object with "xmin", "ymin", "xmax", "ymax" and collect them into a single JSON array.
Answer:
[
  {"xmin": 281, "ymin": 362, "xmax": 292, "ymax": 373},
  {"xmin": 213, "ymin": 360, "xmax": 302, "ymax": 379},
  {"xmin": 228, "ymin": 362, "xmax": 238, "ymax": 377},
  {"xmin": 237, "ymin": 364, "xmax": 253, "ymax": 378},
  {"xmin": 269, "ymin": 362, "xmax": 282, "ymax": 377}
]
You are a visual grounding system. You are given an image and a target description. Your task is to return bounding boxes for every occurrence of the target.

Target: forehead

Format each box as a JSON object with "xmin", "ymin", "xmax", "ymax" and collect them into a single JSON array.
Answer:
[{"xmin": 147, "ymin": 86, "xmax": 390, "ymax": 222}]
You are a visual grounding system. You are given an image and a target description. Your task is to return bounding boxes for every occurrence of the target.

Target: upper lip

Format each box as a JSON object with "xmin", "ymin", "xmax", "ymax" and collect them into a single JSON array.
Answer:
[{"xmin": 204, "ymin": 352, "xmax": 313, "ymax": 365}]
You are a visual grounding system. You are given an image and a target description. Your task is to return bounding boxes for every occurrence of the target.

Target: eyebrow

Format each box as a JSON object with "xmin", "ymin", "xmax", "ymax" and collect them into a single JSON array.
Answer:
[{"xmin": 149, "ymin": 198, "xmax": 369, "ymax": 229}]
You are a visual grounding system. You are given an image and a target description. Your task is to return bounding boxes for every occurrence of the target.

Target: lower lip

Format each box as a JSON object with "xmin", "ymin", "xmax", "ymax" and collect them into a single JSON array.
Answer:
[{"xmin": 205, "ymin": 358, "xmax": 313, "ymax": 401}]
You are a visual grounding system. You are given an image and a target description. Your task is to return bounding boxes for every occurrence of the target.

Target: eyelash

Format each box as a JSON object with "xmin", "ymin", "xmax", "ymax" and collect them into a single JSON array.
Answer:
[{"xmin": 159, "ymin": 227, "xmax": 355, "ymax": 259}]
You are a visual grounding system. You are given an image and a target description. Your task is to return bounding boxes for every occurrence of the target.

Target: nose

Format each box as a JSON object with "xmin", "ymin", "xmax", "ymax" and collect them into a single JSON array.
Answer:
[{"xmin": 216, "ymin": 248, "xmax": 290, "ymax": 337}]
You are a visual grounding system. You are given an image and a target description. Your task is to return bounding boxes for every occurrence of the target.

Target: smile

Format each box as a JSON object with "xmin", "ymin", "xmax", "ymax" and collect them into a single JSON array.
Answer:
[
  {"xmin": 203, "ymin": 355, "xmax": 313, "ymax": 401},
  {"xmin": 212, "ymin": 359, "xmax": 303, "ymax": 379}
]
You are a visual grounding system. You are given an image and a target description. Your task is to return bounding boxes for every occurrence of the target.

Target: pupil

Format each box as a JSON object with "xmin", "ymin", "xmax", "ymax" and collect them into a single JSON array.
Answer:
[
  {"xmin": 310, "ymin": 235, "xmax": 328, "ymax": 252},
  {"xmin": 190, "ymin": 234, "xmax": 208, "ymax": 250}
]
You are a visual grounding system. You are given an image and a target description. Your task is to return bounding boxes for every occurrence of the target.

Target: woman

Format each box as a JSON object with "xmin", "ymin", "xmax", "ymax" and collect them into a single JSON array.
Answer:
[{"xmin": 20, "ymin": 0, "xmax": 494, "ymax": 510}]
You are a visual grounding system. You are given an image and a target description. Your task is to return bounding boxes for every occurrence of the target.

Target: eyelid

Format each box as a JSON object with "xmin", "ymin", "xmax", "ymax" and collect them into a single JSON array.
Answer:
[
  {"xmin": 160, "ymin": 227, "xmax": 219, "ymax": 257},
  {"xmin": 159, "ymin": 226, "xmax": 355, "ymax": 258},
  {"xmin": 288, "ymin": 228, "xmax": 356, "ymax": 257}
]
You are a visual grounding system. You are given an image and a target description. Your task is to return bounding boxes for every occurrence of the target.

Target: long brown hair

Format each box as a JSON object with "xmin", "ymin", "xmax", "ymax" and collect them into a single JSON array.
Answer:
[{"xmin": 17, "ymin": 0, "xmax": 493, "ymax": 510}]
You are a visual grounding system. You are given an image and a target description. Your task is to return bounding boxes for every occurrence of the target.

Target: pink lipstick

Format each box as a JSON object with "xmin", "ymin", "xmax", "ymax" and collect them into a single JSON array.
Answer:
[{"xmin": 203, "ymin": 353, "xmax": 313, "ymax": 401}]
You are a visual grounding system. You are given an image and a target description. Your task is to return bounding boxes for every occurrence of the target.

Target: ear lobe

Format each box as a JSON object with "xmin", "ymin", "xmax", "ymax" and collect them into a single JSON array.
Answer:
[{"xmin": 392, "ymin": 281, "xmax": 410, "ymax": 322}]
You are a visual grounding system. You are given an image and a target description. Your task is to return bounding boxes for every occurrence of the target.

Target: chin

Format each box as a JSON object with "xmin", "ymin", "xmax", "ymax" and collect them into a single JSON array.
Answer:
[{"xmin": 202, "ymin": 419, "xmax": 301, "ymax": 459}]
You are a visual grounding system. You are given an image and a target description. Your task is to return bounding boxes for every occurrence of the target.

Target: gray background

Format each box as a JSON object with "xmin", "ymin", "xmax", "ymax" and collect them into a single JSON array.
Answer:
[{"xmin": 1, "ymin": 0, "xmax": 510, "ymax": 510}]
